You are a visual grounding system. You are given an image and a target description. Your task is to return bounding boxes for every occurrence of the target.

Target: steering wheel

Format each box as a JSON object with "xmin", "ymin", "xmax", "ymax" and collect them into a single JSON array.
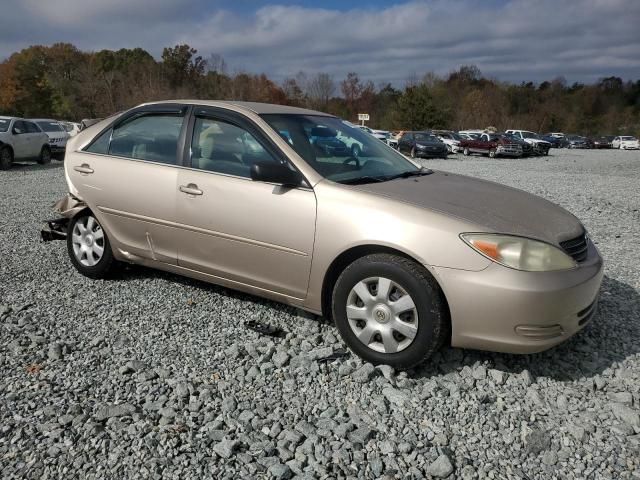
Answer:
[{"xmin": 343, "ymin": 156, "xmax": 360, "ymax": 168}]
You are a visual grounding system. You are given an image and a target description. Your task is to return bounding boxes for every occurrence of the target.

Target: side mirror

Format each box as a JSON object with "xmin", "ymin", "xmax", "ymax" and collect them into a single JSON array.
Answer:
[
  {"xmin": 12, "ymin": 127, "xmax": 22, "ymax": 135},
  {"xmin": 250, "ymin": 161, "xmax": 303, "ymax": 187}
]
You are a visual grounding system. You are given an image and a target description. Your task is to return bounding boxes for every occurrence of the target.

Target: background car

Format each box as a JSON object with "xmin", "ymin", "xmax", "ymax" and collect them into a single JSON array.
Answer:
[
  {"xmin": 505, "ymin": 130, "xmax": 551, "ymax": 155},
  {"xmin": 397, "ymin": 131, "xmax": 448, "ymax": 159},
  {"xmin": 565, "ymin": 135, "xmax": 590, "ymax": 149},
  {"xmin": 0, "ymin": 116, "xmax": 52, "ymax": 170},
  {"xmin": 460, "ymin": 132, "xmax": 522, "ymax": 158},
  {"xmin": 32, "ymin": 118, "xmax": 70, "ymax": 155},
  {"xmin": 60, "ymin": 121, "xmax": 82, "ymax": 137},
  {"xmin": 540, "ymin": 134, "xmax": 568, "ymax": 148},
  {"xmin": 592, "ymin": 136, "xmax": 613, "ymax": 149},
  {"xmin": 433, "ymin": 130, "xmax": 462, "ymax": 153},
  {"xmin": 612, "ymin": 136, "xmax": 639, "ymax": 150},
  {"xmin": 501, "ymin": 133, "xmax": 535, "ymax": 156}
]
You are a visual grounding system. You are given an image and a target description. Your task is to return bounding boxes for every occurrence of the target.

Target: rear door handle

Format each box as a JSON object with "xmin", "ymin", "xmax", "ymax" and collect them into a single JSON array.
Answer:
[
  {"xmin": 179, "ymin": 183, "xmax": 203, "ymax": 196},
  {"xmin": 73, "ymin": 163, "xmax": 94, "ymax": 174}
]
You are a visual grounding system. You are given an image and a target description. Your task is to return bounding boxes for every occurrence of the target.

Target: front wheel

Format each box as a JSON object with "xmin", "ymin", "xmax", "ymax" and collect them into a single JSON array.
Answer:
[
  {"xmin": 489, "ymin": 148, "xmax": 496, "ymax": 158},
  {"xmin": 463, "ymin": 147, "xmax": 470, "ymax": 156},
  {"xmin": 410, "ymin": 147, "xmax": 416, "ymax": 159},
  {"xmin": 38, "ymin": 146, "xmax": 52, "ymax": 165},
  {"xmin": 67, "ymin": 213, "xmax": 116, "ymax": 279},
  {"xmin": 331, "ymin": 254, "xmax": 447, "ymax": 369}
]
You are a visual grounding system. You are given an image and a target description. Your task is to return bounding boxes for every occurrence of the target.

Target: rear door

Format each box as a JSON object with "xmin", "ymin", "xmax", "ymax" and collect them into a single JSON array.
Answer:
[
  {"xmin": 174, "ymin": 107, "xmax": 317, "ymax": 299},
  {"xmin": 67, "ymin": 104, "xmax": 189, "ymax": 264}
]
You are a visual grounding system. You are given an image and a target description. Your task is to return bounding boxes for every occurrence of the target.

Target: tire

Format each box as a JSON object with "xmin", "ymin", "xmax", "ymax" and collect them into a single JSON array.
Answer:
[
  {"xmin": 463, "ymin": 147, "xmax": 470, "ymax": 156},
  {"xmin": 0, "ymin": 146, "xmax": 13, "ymax": 170},
  {"xmin": 489, "ymin": 149, "xmax": 496, "ymax": 158},
  {"xmin": 331, "ymin": 253, "xmax": 447, "ymax": 369},
  {"xmin": 410, "ymin": 147, "xmax": 416, "ymax": 159},
  {"xmin": 351, "ymin": 144, "xmax": 361, "ymax": 158},
  {"xmin": 37, "ymin": 145, "xmax": 51, "ymax": 165},
  {"xmin": 67, "ymin": 212, "xmax": 116, "ymax": 279}
]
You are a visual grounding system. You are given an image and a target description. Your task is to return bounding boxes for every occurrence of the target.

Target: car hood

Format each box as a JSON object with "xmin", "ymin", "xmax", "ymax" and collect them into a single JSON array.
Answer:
[{"xmin": 353, "ymin": 171, "xmax": 583, "ymax": 245}]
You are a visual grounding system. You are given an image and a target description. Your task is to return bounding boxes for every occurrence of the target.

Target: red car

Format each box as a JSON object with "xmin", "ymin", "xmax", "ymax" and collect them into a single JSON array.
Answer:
[{"xmin": 460, "ymin": 132, "xmax": 523, "ymax": 158}]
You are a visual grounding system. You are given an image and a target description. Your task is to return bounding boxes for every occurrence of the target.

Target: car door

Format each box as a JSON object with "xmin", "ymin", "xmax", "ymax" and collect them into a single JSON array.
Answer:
[
  {"xmin": 67, "ymin": 104, "xmax": 189, "ymax": 265},
  {"xmin": 175, "ymin": 107, "xmax": 317, "ymax": 299},
  {"xmin": 10, "ymin": 121, "xmax": 31, "ymax": 159},
  {"xmin": 24, "ymin": 121, "xmax": 44, "ymax": 156},
  {"xmin": 399, "ymin": 133, "xmax": 413, "ymax": 154}
]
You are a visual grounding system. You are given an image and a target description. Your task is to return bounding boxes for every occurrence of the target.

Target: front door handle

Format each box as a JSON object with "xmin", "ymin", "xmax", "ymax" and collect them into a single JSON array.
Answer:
[
  {"xmin": 73, "ymin": 163, "xmax": 94, "ymax": 174},
  {"xmin": 179, "ymin": 183, "xmax": 203, "ymax": 196}
]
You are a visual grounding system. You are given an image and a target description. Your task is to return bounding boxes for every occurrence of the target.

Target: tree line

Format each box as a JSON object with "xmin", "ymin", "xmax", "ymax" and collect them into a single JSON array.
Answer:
[{"xmin": 1, "ymin": 43, "xmax": 639, "ymax": 136}]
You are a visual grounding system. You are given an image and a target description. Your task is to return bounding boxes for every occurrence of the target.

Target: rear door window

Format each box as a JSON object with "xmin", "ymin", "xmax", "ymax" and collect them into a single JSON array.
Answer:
[{"xmin": 108, "ymin": 114, "xmax": 184, "ymax": 165}]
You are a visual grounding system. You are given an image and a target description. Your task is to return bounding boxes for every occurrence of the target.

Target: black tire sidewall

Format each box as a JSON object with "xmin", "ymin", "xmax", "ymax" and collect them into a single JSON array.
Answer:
[
  {"xmin": 38, "ymin": 146, "xmax": 51, "ymax": 165},
  {"xmin": 67, "ymin": 213, "xmax": 115, "ymax": 279},
  {"xmin": 0, "ymin": 147, "xmax": 13, "ymax": 170},
  {"xmin": 332, "ymin": 255, "xmax": 444, "ymax": 368}
]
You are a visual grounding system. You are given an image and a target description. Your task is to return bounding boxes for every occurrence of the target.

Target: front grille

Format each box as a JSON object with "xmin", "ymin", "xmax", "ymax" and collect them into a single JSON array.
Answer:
[{"xmin": 560, "ymin": 233, "xmax": 588, "ymax": 263}]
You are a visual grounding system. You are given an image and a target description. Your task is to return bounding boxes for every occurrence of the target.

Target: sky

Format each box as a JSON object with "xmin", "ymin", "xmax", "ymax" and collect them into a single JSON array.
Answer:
[{"xmin": 1, "ymin": 0, "xmax": 639, "ymax": 85}]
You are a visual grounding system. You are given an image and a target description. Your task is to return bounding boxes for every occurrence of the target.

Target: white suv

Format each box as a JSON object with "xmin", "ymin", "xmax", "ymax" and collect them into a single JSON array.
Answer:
[
  {"xmin": 505, "ymin": 129, "xmax": 552, "ymax": 155},
  {"xmin": 0, "ymin": 116, "xmax": 52, "ymax": 170},
  {"xmin": 32, "ymin": 119, "xmax": 70, "ymax": 155},
  {"xmin": 612, "ymin": 136, "xmax": 639, "ymax": 150}
]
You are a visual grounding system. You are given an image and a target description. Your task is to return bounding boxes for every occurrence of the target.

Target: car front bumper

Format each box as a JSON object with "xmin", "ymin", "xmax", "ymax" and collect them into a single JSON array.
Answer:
[
  {"xmin": 432, "ymin": 240, "xmax": 604, "ymax": 354},
  {"xmin": 416, "ymin": 148, "xmax": 448, "ymax": 158}
]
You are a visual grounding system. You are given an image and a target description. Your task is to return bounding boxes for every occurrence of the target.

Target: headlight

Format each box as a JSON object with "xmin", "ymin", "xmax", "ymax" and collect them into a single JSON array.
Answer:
[{"xmin": 460, "ymin": 233, "xmax": 576, "ymax": 271}]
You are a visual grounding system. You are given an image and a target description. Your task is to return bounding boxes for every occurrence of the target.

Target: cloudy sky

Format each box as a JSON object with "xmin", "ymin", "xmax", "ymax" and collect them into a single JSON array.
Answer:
[{"xmin": 1, "ymin": 0, "xmax": 639, "ymax": 84}]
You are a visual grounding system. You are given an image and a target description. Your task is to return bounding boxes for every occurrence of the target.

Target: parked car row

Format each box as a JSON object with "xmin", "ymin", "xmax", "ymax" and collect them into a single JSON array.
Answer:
[{"xmin": 0, "ymin": 117, "xmax": 92, "ymax": 170}]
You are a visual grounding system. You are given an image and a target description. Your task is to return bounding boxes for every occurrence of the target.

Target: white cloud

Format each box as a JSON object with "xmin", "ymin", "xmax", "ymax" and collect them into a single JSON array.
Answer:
[{"xmin": 1, "ymin": 0, "xmax": 638, "ymax": 84}]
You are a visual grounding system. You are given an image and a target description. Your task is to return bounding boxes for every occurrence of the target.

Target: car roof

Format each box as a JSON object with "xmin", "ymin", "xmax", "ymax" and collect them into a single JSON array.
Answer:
[
  {"xmin": 141, "ymin": 100, "xmax": 334, "ymax": 117},
  {"xmin": 0, "ymin": 116, "xmax": 17, "ymax": 120},
  {"xmin": 31, "ymin": 118, "xmax": 59, "ymax": 122}
]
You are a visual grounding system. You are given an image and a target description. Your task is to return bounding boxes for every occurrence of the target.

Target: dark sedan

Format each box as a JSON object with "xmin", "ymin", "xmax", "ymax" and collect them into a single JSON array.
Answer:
[
  {"xmin": 566, "ymin": 135, "xmax": 590, "ymax": 149},
  {"xmin": 592, "ymin": 136, "xmax": 614, "ymax": 149},
  {"xmin": 398, "ymin": 131, "xmax": 448, "ymax": 159}
]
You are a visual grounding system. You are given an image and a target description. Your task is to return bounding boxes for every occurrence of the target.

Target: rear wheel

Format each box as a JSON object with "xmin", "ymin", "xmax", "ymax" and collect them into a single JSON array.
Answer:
[
  {"xmin": 38, "ymin": 146, "xmax": 51, "ymax": 165},
  {"xmin": 410, "ymin": 147, "xmax": 416, "ymax": 159},
  {"xmin": 489, "ymin": 148, "xmax": 496, "ymax": 158},
  {"xmin": 67, "ymin": 213, "xmax": 116, "ymax": 279},
  {"xmin": 0, "ymin": 146, "xmax": 13, "ymax": 170},
  {"xmin": 332, "ymin": 254, "xmax": 447, "ymax": 369}
]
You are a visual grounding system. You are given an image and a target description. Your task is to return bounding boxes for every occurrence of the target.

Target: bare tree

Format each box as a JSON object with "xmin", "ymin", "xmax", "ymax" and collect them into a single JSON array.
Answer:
[{"xmin": 306, "ymin": 72, "xmax": 335, "ymax": 109}]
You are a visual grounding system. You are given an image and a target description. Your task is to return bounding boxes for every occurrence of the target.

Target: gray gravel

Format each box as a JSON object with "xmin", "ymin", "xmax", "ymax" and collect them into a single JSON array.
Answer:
[{"xmin": 1, "ymin": 149, "xmax": 640, "ymax": 479}]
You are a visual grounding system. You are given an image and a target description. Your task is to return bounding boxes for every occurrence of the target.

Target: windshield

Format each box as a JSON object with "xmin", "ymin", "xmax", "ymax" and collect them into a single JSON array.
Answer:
[
  {"xmin": 414, "ymin": 133, "xmax": 440, "ymax": 142},
  {"xmin": 621, "ymin": 136, "xmax": 636, "ymax": 141},
  {"xmin": 36, "ymin": 121, "xmax": 64, "ymax": 133},
  {"xmin": 260, "ymin": 114, "xmax": 419, "ymax": 183},
  {"xmin": 522, "ymin": 131, "xmax": 539, "ymax": 139},
  {"xmin": 0, "ymin": 119, "xmax": 9, "ymax": 132}
]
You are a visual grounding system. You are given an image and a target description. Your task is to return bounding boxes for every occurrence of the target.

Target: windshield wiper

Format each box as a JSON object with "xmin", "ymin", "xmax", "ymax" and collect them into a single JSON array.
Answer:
[
  {"xmin": 339, "ymin": 176, "xmax": 388, "ymax": 185},
  {"xmin": 339, "ymin": 168, "xmax": 433, "ymax": 185},
  {"xmin": 385, "ymin": 168, "xmax": 434, "ymax": 180}
]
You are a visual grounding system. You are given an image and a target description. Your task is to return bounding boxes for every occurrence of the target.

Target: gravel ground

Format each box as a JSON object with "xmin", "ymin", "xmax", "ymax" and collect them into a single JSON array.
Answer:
[{"xmin": 1, "ymin": 149, "xmax": 639, "ymax": 479}]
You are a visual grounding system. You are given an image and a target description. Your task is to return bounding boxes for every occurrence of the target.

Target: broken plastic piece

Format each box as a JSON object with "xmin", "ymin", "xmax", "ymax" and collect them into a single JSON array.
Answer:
[
  {"xmin": 317, "ymin": 348, "xmax": 350, "ymax": 363},
  {"xmin": 245, "ymin": 320, "xmax": 286, "ymax": 338}
]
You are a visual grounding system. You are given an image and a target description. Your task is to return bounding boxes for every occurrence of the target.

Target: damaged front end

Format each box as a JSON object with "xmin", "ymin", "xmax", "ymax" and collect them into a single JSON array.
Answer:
[{"xmin": 40, "ymin": 194, "xmax": 87, "ymax": 242}]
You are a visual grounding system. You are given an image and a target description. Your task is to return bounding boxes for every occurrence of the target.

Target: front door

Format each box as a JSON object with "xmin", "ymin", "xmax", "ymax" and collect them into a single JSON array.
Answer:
[
  {"xmin": 175, "ymin": 109, "xmax": 317, "ymax": 299},
  {"xmin": 11, "ymin": 121, "xmax": 31, "ymax": 159},
  {"xmin": 67, "ymin": 105, "xmax": 189, "ymax": 264}
]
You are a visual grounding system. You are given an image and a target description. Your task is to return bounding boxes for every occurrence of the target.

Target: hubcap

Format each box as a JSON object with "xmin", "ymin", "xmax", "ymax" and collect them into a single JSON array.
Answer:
[
  {"xmin": 72, "ymin": 216, "xmax": 105, "ymax": 267},
  {"xmin": 346, "ymin": 276, "xmax": 418, "ymax": 354}
]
